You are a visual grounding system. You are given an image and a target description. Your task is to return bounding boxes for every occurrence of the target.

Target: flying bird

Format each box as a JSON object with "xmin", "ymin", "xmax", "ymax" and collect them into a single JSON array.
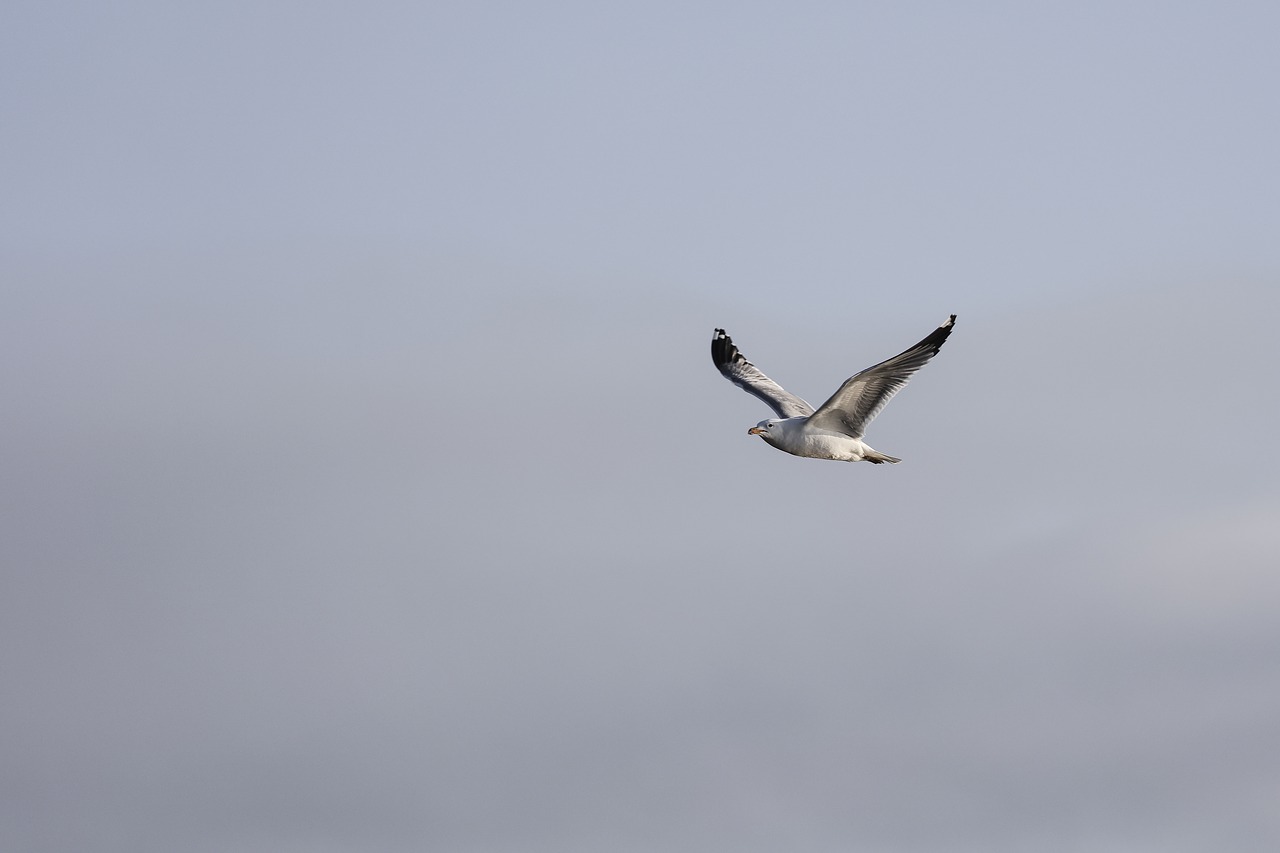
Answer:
[{"xmin": 711, "ymin": 315, "xmax": 956, "ymax": 463}]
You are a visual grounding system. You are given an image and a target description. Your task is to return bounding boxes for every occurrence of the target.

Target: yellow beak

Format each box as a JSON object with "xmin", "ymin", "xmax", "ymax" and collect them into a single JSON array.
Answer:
[{"xmin": 748, "ymin": 427, "xmax": 765, "ymax": 435}]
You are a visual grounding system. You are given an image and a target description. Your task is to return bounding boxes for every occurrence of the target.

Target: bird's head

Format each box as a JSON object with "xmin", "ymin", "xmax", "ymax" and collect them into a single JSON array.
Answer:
[{"xmin": 747, "ymin": 420, "xmax": 778, "ymax": 441}]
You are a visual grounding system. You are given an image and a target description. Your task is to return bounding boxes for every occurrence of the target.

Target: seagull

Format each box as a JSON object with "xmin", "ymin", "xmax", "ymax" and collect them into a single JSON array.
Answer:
[{"xmin": 711, "ymin": 315, "xmax": 956, "ymax": 463}]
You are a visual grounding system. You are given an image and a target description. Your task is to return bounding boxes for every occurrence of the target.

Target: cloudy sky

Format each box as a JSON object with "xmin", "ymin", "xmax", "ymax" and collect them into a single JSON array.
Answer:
[{"xmin": 4, "ymin": 3, "xmax": 1280, "ymax": 851}]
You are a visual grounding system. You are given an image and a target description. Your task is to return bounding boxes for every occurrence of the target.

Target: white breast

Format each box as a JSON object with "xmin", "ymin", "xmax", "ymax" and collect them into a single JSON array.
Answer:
[{"xmin": 774, "ymin": 422, "xmax": 869, "ymax": 461}]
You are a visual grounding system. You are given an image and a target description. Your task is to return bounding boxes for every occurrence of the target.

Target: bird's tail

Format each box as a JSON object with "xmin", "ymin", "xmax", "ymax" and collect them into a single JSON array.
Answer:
[{"xmin": 863, "ymin": 450, "xmax": 901, "ymax": 464}]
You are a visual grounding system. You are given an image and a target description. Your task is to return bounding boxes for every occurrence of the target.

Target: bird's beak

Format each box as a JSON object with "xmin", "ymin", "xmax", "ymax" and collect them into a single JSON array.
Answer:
[{"xmin": 747, "ymin": 427, "xmax": 764, "ymax": 436}]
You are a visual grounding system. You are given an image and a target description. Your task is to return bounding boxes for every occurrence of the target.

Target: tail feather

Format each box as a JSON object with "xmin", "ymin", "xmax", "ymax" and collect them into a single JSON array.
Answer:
[{"xmin": 863, "ymin": 450, "xmax": 901, "ymax": 464}]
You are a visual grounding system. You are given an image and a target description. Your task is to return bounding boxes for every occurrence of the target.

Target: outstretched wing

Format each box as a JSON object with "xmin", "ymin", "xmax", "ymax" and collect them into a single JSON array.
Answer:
[
  {"xmin": 806, "ymin": 315, "xmax": 955, "ymax": 438},
  {"xmin": 711, "ymin": 328, "xmax": 815, "ymax": 418}
]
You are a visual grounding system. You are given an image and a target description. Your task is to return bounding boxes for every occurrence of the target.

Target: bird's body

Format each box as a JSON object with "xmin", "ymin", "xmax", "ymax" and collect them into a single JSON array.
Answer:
[
  {"xmin": 750, "ymin": 418, "xmax": 900, "ymax": 463},
  {"xmin": 711, "ymin": 315, "xmax": 955, "ymax": 464}
]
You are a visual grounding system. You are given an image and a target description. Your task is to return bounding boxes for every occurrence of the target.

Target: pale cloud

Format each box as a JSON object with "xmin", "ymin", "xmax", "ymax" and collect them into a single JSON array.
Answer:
[{"xmin": 1105, "ymin": 503, "xmax": 1280, "ymax": 624}]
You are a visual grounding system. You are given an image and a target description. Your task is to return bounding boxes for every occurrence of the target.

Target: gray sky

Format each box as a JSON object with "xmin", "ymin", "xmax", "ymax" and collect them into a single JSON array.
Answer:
[{"xmin": 4, "ymin": 3, "xmax": 1280, "ymax": 852}]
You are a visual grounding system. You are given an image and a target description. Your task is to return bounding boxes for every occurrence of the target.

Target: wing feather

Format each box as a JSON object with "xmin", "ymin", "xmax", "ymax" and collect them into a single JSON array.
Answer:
[
  {"xmin": 806, "ymin": 315, "xmax": 955, "ymax": 438},
  {"xmin": 711, "ymin": 328, "xmax": 815, "ymax": 419}
]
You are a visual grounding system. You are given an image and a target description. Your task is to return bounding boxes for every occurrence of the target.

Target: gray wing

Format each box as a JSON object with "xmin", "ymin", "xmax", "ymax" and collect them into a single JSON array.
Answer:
[
  {"xmin": 806, "ymin": 315, "xmax": 956, "ymax": 438},
  {"xmin": 711, "ymin": 328, "xmax": 815, "ymax": 418}
]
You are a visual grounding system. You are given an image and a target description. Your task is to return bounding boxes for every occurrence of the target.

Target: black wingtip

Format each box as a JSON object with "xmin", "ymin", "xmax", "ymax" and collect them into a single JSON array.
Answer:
[
  {"xmin": 711, "ymin": 328, "xmax": 737, "ymax": 368},
  {"xmin": 905, "ymin": 314, "xmax": 957, "ymax": 358}
]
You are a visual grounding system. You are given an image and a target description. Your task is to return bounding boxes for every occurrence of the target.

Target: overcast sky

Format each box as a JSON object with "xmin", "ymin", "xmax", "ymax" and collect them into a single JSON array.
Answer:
[{"xmin": 4, "ymin": 3, "xmax": 1280, "ymax": 852}]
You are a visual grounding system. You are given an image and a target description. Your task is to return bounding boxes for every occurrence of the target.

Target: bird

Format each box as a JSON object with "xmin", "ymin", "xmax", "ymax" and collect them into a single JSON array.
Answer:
[{"xmin": 710, "ymin": 315, "xmax": 956, "ymax": 463}]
